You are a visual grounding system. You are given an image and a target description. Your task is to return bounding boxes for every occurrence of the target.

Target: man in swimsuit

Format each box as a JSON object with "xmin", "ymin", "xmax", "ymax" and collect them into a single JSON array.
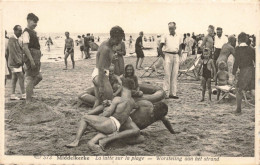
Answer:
[
  {"xmin": 216, "ymin": 35, "xmax": 236, "ymax": 84},
  {"xmin": 92, "ymin": 26, "xmax": 125, "ymax": 108},
  {"xmin": 200, "ymin": 25, "xmax": 215, "ymax": 57},
  {"xmin": 64, "ymin": 31, "xmax": 75, "ymax": 70},
  {"xmin": 86, "ymin": 100, "xmax": 174, "ymax": 152},
  {"xmin": 65, "ymin": 78, "xmax": 137, "ymax": 148}
]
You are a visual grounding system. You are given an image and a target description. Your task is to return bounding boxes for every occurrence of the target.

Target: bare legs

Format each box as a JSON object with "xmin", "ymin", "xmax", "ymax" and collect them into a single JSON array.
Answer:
[
  {"xmin": 26, "ymin": 73, "xmax": 42, "ymax": 103},
  {"xmin": 64, "ymin": 52, "xmax": 74, "ymax": 69},
  {"xmin": 11, "ymin": 72, "xmax": 25, "ymax": 95},
  {"xmin": 65, "ymin": 115, "xmax": 116, "ymax": 148},
  {"xmin": 200, "ymin": 78, "xmax": 211, "ymax": 102}
]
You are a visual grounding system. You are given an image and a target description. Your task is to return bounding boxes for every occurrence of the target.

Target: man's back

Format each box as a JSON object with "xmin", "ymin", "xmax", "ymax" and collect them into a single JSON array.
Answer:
[
  {"xmin": 111, "ymin": 97, "xmax": 135, "ymax": 125},
  {"xmin": 218, "ymin": 43, "xmax": 235, "ymax": 62}
]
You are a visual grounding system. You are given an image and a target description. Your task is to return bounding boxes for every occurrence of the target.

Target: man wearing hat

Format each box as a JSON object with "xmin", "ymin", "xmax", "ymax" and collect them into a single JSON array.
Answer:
[{"xmin": 158, "ymin": 22, "xmax": 182, "ymax": 99}]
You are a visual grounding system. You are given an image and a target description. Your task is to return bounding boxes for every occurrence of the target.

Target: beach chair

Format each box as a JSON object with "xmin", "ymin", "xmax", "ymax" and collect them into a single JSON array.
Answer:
[
  {"xmin": 140, "ymin": 57, "xmax": 163, "ymax": 78},
  {"xmin": 215, "ymin": 85, "xmax": 255, "ymax": 106},
  {"xmin": 215, "ymin": 85, "xmax": 236, "ymax": 103},
  {"xmin": 178, "ymin": 54, "xmax": 201, "ymax": 79}
]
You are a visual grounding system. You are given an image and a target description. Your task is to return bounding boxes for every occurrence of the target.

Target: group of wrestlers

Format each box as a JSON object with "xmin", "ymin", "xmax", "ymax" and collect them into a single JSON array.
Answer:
[{"xmin": 65, "ymin": 26, "xmax": 175, "ymax": 152}]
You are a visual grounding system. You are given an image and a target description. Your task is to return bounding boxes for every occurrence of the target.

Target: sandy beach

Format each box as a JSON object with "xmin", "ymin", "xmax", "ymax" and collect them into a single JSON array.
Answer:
[{"xmin": 4, "ymin": 50, "xmax": 254, "ymax": 156}]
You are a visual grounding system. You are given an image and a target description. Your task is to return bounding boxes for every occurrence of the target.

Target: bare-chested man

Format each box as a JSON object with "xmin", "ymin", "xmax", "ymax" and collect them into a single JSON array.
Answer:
[
  {"xmin": 86, "ymin": 100, "xmax": 174, "ymax": 152},
  {"xmin": 216, "ymin": 35, "xmax": 236, "ymax": 84},
  {"xmin": 92, "ymin": 26, "xmax": 125, "ymax": 108},
  {"xmin": 200, "ymin": 25, "xmax": 215, "ymax": 56},
  {"xmin": 64, "ymin": 32, "xmax": 75, "ymax": 70},
  {"xmin": 65, "ymin": 78, "xmax": 136, "ymax": 148}
]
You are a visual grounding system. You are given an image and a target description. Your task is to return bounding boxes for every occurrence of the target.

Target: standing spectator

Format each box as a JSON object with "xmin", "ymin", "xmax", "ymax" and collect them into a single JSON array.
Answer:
[
  {"xmin": 191, "ymin": 32, "xmax": 197, "ymax": 55},
  {"xmin": 232, "ymin": 32, "xmax": 255, "ymax": 114},
  {"xmin": 214, "ymin": 27, "xmax": 228, "ymax": 71},
  {"xmin": 184, "ymin": 33, "xmax": 194, "ymax": 55},
  {"xmin": 64, "ymin": 32, "xmax": 75, "ymax": 69},
  {"xmin": 8, "ymin": 25, "xmax": 26, "ymax": 100},
  {"xmin": 22, "ymin": 13, "xmax": 43, "ymax": 103},
  {"xmin": 153, "ymin": 34, "xmax": 164, "ymax": 73},
  {"xmin": 200, "ymin": 25, "xmax": 215, "ymax": 55},
  {"xmin": 135, "ymin": 31, "xmax": 145, "ymax": 69},
  {"xmin": 78, "ymin": 35, "xmax": 85, "ymax": 59},
  {"xmin": 84, "ymin": 33, "xmax": 91, "ymax": 59},
  {"xmin": 158, "ymin": 22, "xmax": 182, "ymax": 99}
]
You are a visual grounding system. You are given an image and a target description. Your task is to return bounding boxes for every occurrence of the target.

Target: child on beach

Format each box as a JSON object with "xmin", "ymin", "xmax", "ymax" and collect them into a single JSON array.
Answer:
[
  {"xmin": 197, "ymin": 48, "xmax": 216, "ymax": 102},
  {"xmin": 214, "ymin": 61, "xmax": 229, "ymax": 100},
  {"xmin": 123, "ymin": 64, "xmax": 143, "ymax": 97}
]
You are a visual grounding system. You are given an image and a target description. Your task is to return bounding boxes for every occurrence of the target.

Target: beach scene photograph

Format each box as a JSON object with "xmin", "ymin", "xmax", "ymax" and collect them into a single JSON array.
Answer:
[{"xmin": 1, "ymin": 0, "xmax": 259, "ymax": 163}]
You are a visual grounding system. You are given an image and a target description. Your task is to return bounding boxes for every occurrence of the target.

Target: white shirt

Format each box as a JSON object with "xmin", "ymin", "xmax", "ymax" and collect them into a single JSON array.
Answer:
[
  {"xmin": 22, "ymin": 31, "xmax": 30, "ymax": 44},
  {"xmin": 215, "ymin": 35, "xmax": 228, "ymax": 49},
  {"xmin": 160, "ymin": 33, "xmax": 182, "ymax": 52}
]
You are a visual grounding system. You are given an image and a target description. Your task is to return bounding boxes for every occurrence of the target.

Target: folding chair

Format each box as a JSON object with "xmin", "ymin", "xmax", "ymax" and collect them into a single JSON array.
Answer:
[
  {"xmin": 215, "ymin": 85, "xmax": 255, "ymax": 106},
  {"xmin": 140, "ymin": 57, "xmax": 163, "ymax": 78},
  {"xmin": 215, "ymin": 85, "xmax": 236, "ymax": 103},
  {"xmin": 178, "ymin": 54, "xmax": 201, "ymax": 79}
]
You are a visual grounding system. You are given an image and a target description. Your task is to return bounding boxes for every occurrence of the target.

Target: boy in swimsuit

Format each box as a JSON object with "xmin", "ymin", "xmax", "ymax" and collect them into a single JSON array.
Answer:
[
  {"xmin": 197, "ymin": 48, "xmax": 216, "ymax": 102},
  {"xmin": 215, "ymin": 61, "xmax": 229, "ymax": 100},
  {"xmin": 65, "ymin": 78, "xmax": 136, "ymax": 148},
  {"xmin": 64, "ymin": 31, "xmax": 75, "ymax": 69}
]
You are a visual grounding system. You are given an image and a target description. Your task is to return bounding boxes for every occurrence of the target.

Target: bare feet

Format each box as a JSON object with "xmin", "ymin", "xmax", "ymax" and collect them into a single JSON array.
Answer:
[
  {"xmin": 98, "ymin": 138, "xmax": 107, "ymax": 151},
  {"xmin": 65, "ymin": 140, "xmax": 79, "ymax": 148},
  {"xmin": 88, "ymin": 142, "xmax": 105, "ymax": 154}
]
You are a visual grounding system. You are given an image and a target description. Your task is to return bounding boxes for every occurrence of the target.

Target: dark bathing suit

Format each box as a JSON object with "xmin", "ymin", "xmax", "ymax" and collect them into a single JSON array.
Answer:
[
  {"xmin": 202, "ymin": 59, "xmax": 211, "ymax": 79},
  {"xmin": 66, "ymin": 48, "xmax": 74, "ymax": 53}
]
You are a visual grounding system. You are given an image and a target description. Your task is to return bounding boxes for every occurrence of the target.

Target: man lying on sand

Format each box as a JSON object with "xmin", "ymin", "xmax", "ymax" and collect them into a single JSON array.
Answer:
[
  {"xmin": 66, "ymin": 78, "xmax": 136, "ymax": 148},
  {"xmin": 87, "ymin": 100, "xmax": 175, "ymax": 152}
]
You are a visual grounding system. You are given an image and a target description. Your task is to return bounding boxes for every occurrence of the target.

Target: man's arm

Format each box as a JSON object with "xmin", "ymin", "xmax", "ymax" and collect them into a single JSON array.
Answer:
[
  {"xmin": 64, "ymin": 40, "xmax": 66, "ymax": 54},
  {"xmin": 158, "ymin": 43, "xmax": 165, "ymax": 59},
  {"xmin": 117, "ymin": 42, "xmax": 126, "ymax": 56},
  {"xmin": 232, "ymin": 49, "xmax": 238, "ymax": 75},
  {"xmin": 113, "ymin": 85, "xmax": 122, "ymax": 96},
  {"xmin": 200, "ymin": 36, "xmax": 207, "ymax": 49},
  {"xmin": 71, "ymin": 39, "xmax": 74, "ymax": 48},
  {"xmin": 97, "ymin": 47, "xmax": 110, "ymax": 99},
  {"xmin": 100, "ymin": 97, "xmax": 120, "ymax": 117},
  {"xmin": 87, "ymin": 105, "xmax": 105, "ymax": 115},
  {"xmin": 23, "ymin": 43, "xmax": 35, "ymax": 68},
  {"xmin": 161, "ymin": 116, "xmax": 175, "ymax": 134},
  {"xmin": 215, "ymin": 72, "xmax": 218, "ymax": 86}
]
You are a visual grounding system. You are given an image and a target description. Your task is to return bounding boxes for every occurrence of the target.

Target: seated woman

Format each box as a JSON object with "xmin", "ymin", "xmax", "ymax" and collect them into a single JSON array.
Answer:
[{"xmin": 122, "ymin": 64, "xmax": 143, "ymax": 97}]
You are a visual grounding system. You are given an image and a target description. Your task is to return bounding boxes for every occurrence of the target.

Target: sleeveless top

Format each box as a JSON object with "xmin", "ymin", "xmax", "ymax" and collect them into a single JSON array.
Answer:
[{"xmin": 23, "ymin": 28, "xmax": 40, "ymax": 50}]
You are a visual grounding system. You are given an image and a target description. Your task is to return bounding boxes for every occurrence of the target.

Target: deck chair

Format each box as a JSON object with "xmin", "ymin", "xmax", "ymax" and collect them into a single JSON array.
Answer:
[
  {"xmin": 140, "ymin": 57, "xmax": 163, "ymax": 78},
  {"xmin": 215, "ymin": 85, "xmax": 255, "ymax": 106},
  {"xmin": 178, "ymin": 54, "xmax": 201, "ymax": 79},
  {"xmin": 215, "ymin": 85, "xmax": 236, "ymax": 103}
]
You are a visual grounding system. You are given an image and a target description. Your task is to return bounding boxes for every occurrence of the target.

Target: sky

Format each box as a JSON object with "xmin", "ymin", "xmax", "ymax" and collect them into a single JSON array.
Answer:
[{"xmin": 1, "ymin": 0, "xmax": 260, "ymax": 35}]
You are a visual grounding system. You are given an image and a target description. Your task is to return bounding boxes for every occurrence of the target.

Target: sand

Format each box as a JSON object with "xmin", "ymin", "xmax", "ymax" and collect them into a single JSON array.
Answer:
[{"xmin": 4, "ymin": 54, "xmax": 254, "ymax": 156}]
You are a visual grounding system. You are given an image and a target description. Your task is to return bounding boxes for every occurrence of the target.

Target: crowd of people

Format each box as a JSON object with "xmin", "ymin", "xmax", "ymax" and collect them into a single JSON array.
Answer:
[{"xmin": 4, "ymin": 12, "xmax": 256, "ymax": 153}]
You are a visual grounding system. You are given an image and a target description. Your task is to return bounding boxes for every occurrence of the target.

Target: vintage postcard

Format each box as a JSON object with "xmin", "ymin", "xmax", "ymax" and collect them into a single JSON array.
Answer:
[{"xmin": 0, "ymin": 0, "xmax": 259, "ymax": 164}]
